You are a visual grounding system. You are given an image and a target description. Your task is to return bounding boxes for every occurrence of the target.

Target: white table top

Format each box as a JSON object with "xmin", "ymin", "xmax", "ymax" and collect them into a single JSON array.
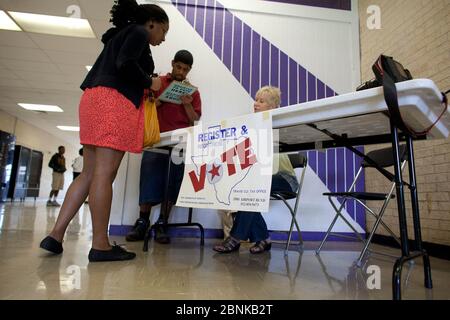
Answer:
[{"xmin": 151, "ymin": 79, "xmax": 449, "ymax": 148}]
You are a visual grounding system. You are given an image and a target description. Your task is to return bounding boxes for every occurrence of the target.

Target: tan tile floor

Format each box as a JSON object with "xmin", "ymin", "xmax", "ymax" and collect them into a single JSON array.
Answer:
[{"xmin": 0, "ymin": 201, "xmax": 449, "ymax": 300}]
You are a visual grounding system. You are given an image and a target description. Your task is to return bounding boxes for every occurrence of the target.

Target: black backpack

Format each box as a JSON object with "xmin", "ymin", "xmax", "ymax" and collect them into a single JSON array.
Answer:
[{"xmin": 358, "ymin": 55, "xmax": 448, "ymax": 137}]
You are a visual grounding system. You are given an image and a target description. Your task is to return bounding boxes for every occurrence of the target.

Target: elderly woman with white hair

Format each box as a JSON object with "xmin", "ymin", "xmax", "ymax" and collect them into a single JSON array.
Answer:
[{"xmin": 213, "ymin": 86, "xmax": 299, "ymax": 254}]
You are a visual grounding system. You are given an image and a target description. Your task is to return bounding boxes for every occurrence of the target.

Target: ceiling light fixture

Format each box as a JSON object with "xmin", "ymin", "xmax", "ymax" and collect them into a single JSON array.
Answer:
[
  {"xmin": 57, "ymin": 126, "xmax": 79, "ymax": 131},
  {"xmin": 0, "ymin": 10, "xmax": 21, "ymax": 31},
  {"xmin": 8, "ymin": 11, "xmax": 95, "ymax": 38},
  {"xmin": 18, "ymin": 103, "xmax": 63, "ymax": 112},
  {"xmin": 85, "ymin": 65, "xmax": 92, "ymax": 71}
]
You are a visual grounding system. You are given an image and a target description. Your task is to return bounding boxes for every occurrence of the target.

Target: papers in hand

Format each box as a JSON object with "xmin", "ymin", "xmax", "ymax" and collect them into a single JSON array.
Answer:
[{"xmin": 157, "ymin": 80, "xmax": 197, "ymax": 104}]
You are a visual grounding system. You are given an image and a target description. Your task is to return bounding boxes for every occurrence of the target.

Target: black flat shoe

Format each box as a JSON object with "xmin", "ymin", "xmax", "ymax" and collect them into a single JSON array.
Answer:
[
  {"xmin": 88, "ymin": 244, "xmax": 136, "ymax": 262},
  {"xmin": 40, "ymin": 236, "xmax": 63, "ymax": 254}
]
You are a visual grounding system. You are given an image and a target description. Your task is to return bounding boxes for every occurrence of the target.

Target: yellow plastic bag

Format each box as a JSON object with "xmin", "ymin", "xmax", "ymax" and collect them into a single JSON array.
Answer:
[{"xmin": 143, "ymin": 95, "xmax": 160, "ymax": 148}]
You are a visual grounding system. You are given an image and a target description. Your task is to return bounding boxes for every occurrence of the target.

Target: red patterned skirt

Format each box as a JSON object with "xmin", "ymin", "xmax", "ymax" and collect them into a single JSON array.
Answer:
[{"xmin": 79, "ymin": 86, "xmax": 144, "ymax": 153}]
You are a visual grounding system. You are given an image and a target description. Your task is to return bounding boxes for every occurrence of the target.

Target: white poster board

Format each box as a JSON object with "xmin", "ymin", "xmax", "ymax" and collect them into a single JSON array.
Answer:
[{"xmin": 176, "ymin": 112, "xmax": 273, "ymax": 212}]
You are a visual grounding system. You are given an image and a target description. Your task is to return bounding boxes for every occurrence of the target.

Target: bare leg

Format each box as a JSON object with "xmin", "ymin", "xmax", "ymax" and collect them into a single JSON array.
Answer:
[
  {"xmin": 88, "ymin": 147, "xmax": 124, "ymax": 251},
  {"xmin": 49, "ymin": 145, "xmax": 96, "ymax": 242}
]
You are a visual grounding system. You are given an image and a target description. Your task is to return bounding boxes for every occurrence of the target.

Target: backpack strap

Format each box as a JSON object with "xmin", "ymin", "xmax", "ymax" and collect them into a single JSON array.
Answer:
[{"xmin": 374, "ymin": 55, "xmax": 448, "ymax": 137}]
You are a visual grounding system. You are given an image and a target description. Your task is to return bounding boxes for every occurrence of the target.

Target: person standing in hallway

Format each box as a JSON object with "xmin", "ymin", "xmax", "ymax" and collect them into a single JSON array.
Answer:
[
  {"xmin": 40, "ymin": 0, "xmax": 170, "ymax": 262},
  {"xmin": 47, "ymin": 146, "xmax": 66, "ymax": 207},
  {"xmin": 72, "ymin": 147, "xmax": 89, "ymax": 204},
  {"xmin": 71, "ymin": 148, "xmax": 83, "ymax": 181}
]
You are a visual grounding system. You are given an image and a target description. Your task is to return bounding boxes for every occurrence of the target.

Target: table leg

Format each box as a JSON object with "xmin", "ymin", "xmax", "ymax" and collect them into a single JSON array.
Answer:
[
  {"xmin": 390, "ymin": 121, "xmax": 409, "ymax": 300},
  {"xmin": 405, "ymin": 136, "xmax": 433, "ymax": 289}
]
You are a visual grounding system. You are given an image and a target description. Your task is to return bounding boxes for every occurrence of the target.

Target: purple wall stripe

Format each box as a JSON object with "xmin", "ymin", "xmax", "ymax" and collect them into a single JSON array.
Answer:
[
  {"xmin": 222, "ymin": 9, "xmax": 233, "ymax": 69},
  {"xmin": 177, "ymin": 0, "xmax": 187, "ymax": 16},
  {"xmin": 317, "ymin": 79, "xmax": 325, "ymax": 99},
  {"xmin": 174, "ymin": 0, "xmax": 339, "ymax": 105},
  {"xmin": 307, "ymin": 71, "xmax": 316, "ymax": 101},
  {"xmin": 307, "ymin": 150, "xmax": 317, "ymax": 173},
  {"xmin": 327, "ymin": 149, "xmax": 336, "ymax": 193},
  {"xmin": 263, "ymin": 0, "xmax": 351, "ymax": 11},
  {"xmin": 355, "ymin": 147, "xmax": 366, "ymax": 229},
  {"xmin": 242, "ymin": 23, "xmax": 252, "ymax": 93},
  {"xmin": 318, "ymin": 151, "xmax": 326, "ymax": 186},
  {"xmin": 345, "ymin": 148, "xmax": 355, "ymax": 219},
  {"xmin": 204, "ymin": 0, "xmax": 215, "ymax": 47},
  {"xmin": 336, "ymin": 148, "xmax": 345, "ymax": 194},
  {"xmin": 170, "ymin": 0, "xmax": 366, "ymax": 231},
  {"xmin": 213, "ymin": 5, "xmax": 224, "ymax": 59},
  {"xmin": 261, "ymin": 39, "xmax": 270, "ymax": 87},
  {"xmin": 186, "ymin": 0, "xmax": 196, "ymax": 27},
  {"xmin": 289, "ymin": 58, "xmax": 298, "ymax": 105},
  {"xmin": 109, "ymin": 225, "xmax": 363, "ymax": 241},
  {"xmin": 279, "ymin": 51, "xmax": 288, "ymax": 106},
  {"xmin": 251, "ymin": 32, "xmax": 261, "ymax": 98},
  {"xmin": 232, "ymin": 17, "xmax": 242, "ymax": 81},
  {"xmin": 270, "ymin": 45, "xmax": 279, "ymax": 87},
  {"xmin": 326, "ymin": 85, "xmax": 334, "ymax": 98},
  {"xmin": 298, "ymin": 65, "xmax": 307, "ymax": 103},
  {"xmin": 194, "ymin": 0, "xmax": 205, "ymax": 37}
]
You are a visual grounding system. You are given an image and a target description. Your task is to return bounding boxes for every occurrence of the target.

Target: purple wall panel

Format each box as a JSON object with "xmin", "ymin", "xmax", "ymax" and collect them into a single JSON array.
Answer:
[
  {"xmin": 241, "ymin": 24, "xmax": 252, "ymax": 93},
  {"xmin": 251, "ymin": 32, "xmax": 261, "ymax": 98},
  {"xmin": 270, "ymin": 45, "xmax": 279, "ymax": 87},
  {"xmin": 336, "ymin": 148, "xmax": 345, "ymax": 194},
  {"xmin": 186, "ymin": 0, "xmax": 196, "ymax": 27},
  {"xmin": 279, "ymin": 51, "xmax": 288, "ymax": 107},
  {"xmin": 326, "ymin": 85, "xmax": 334, "ymax": 98},
  {"xmin": 345, "ymin": 148, "xmax": 355, "ymax": 219},
  {"xmin": 317, "ymin": 79, "xmax": 325, "ymax": 99},
  {"xmin": 263, "ymin": 0, "xmax": 351, "ymax": 11},
  {"xmin": 204, "ymin": 0, "xmax": 215, "ymax": 47},
  {"xmin": 289, "ymin": 58, "xmax": 298, "ymax": 105},
  {"xmin": 308, "ymin": 150, "xmax": 317, "ymax": 173},
  {"xmin": 298, "ymin": 65, "xmax": 307, "ymax": 103},
  {"xmin": 176, "ymin": 0, "xmax": 187, "ymax": 16},
  {"xmin": 222, "ymin": 10, "xmax": 233, "ymax": 70},
  {"xmin": 213, "ymin": 5, "xmax": 224, "ymax": 58},
  {"xmin": 318, "ymin": 151, "xmax": 326, "ymax": 186},
  {"xmin": 355, "ymin": 146, "xmax": 366, "ymax": 229},
  {"xmin": 307, "ymin": 72, "xmax": 316, "ymax": 101},
  {"xmin": 327, "ymin": 149, "xmax": 336, "ymax": 192},
  {"xmin": 260, "ymin": 39, "xmax": 270, "ymax": 87},
  {"xmin": 111, "ymin": 225, "xmax": 362, "ymax": 242},
  {"xmin": 232, "ymin": 18, "xmax": 242, "ymax": 81},
  {"xmin": 194, "ymin": 0, "xmax": 206, "ymax": 37}
]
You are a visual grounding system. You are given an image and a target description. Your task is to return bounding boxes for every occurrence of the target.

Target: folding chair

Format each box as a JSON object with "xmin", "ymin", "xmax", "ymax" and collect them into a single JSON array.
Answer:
[
  {"xmin": 316, "ymin": 145, "xmax": 407, "ymax": 266},
  {"xmin": 270, "ymin": 152, "xmax": 308, "ymax": 255}
]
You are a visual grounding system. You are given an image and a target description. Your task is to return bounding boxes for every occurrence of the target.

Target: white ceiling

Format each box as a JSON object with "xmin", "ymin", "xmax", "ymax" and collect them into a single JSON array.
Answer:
[{"xmin": 0, "ymin": 0, "xmax": 115, "ymax": 147}]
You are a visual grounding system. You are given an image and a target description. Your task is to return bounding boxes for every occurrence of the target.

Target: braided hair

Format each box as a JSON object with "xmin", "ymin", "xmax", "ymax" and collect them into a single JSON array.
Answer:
[{"xmin": 102, "ymin": 0, "xmax": 169, "ymax": 43}]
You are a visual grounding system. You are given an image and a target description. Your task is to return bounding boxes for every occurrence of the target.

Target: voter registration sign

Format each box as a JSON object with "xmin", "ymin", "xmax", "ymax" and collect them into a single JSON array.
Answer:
[{"xmin": 176, "ymin": 112, "xmax": 273, "ymax": 212}]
